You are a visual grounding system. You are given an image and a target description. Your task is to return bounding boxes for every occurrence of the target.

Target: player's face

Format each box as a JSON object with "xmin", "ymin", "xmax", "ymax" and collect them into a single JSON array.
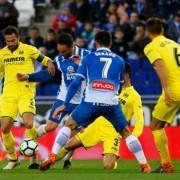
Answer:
[
  {"xmin": 57, "ymin": 44, "xmax": 73, "ymax": 58},
  {"xmin": 5, "ymin": 33, "xmax": 19, "ymax": 51}
]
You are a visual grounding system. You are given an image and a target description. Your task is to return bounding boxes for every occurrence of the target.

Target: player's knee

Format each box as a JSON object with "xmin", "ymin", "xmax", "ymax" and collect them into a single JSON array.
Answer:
[
  {"xmin": 45, "ymin": 122, "xmax": 58, "ymax": 132},
  {"xmin": 65, "ymin": 118, "xmax": 77, "ymax": 130},
  {"xmin": 150, "ymin": 118, "xmax": 165, "ymax": 131},
  {"xmin": 24, "ymin": 121, "xmax": 33, "ymax": 129}
]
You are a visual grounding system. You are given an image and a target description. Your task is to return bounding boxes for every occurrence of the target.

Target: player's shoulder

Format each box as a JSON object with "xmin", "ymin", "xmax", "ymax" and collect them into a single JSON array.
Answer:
[
  {"xmin": 144, "ymin": 40, "xmax": 153, "ymax": 54},
  {"xmin": 54, "ymin": 54, "xmax": 64, "ymax": 63},
  {"xmin": 131, "ymin": 87, "xmax": 142, "ymax": 100},
  {"xmin": 20, "ymin": 43, "xmax": 38, "ymax": 51}
]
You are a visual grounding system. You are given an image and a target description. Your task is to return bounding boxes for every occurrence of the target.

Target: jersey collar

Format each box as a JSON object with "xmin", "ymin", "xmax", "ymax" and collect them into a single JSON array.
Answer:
[{"xmin": 96, "ymin": 47, "xmax": 111, "ymax": 52}]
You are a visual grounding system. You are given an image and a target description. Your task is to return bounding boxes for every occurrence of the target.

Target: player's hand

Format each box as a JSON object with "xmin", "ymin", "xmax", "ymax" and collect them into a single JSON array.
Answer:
[
  {"xmin": 47, "ymin": 60, "xmax": 55, "ymax": 76},
  {"xmin": 17, "ymin": 73, "xmax": 29, "ymax": 81},
  {"xmin": 53, "ymin": 105, "xmax": 66, "ymax": 119},
  {"xmin": 164, "ymin": 89, "xmax": 174, "ymax": 107}
]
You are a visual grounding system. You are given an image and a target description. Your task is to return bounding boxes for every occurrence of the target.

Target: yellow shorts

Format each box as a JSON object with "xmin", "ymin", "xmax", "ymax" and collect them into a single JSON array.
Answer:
[
  {"xmin": 153, "ymin": 93, "xmax": 180, "ymax": 123},
  {"xmin": 0, "ymin": 94, "xmax": 36, "ymax": 120},
  {"xmin": 76, "ymin": 117, "xmax": 120, "ymax": 157}
]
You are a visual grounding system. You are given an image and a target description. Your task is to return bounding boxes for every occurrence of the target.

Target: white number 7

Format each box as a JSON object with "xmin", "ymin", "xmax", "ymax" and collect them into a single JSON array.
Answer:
[{"xmin": 100, "ymin": 57, "xmax": 112, "ymax": 78}]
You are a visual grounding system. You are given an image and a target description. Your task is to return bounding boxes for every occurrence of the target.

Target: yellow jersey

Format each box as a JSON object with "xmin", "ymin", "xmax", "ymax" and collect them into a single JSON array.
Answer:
[
  {"xmin": 0, "ymin": 43, "xmax": 50, "ymax": 96},
  {"xmin": 144, "ymin": 35, "xmax": 180, "ymax": 99},
  {"xmin": 119, "ymin": 86, "xmax": 144, "ymax": 137}
]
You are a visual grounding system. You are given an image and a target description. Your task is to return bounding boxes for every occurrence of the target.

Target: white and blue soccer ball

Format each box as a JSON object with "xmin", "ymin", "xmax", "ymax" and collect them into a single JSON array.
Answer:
[{"xmin": 19, "ymin": 138, "xmax": 38, "ymax": 157}]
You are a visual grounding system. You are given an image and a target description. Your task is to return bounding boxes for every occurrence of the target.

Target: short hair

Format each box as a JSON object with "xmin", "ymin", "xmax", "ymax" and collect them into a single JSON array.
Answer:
[
  {"xmin": 58, "ymin": 33, "xmax": 73, "ymax": 46},
  {"xmin": 125, "ymin": 62, "xmax": 132, "ymax": 78},
  {"xmin": 30, "ymin": 26, "xmax": 39, "ymax": 32},
  {"xmin": 146, "ymin": 17, "xmax": 163, "ymax": 34},
  {"xmin": 137, "ymin": 22, "xmax": 146, "ymax": 30},
  {"xmin": 3, "ymin": 25, "xmax": 19, "ymax": 36},
  {"xmin": 95, "ymin": 31, "xmax": 112, "ymax": 47}
]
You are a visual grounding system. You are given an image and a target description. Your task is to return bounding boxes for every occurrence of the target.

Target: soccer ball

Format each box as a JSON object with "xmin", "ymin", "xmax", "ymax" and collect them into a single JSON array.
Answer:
[{"xmin": 19, "ymin": 138, "xmax": 38, "ymax": 157}]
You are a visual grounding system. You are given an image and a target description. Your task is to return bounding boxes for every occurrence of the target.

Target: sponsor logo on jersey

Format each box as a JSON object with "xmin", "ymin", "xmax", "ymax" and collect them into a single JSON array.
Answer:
[
  {"xmin": 92, "ymin": 81, "xmax": 114, "ymax": 91},
  {"xmin": 3, "ymin": 56, "xmax": 25, "ymax": 63},
  {"xmin": 19, "ymin": 50, "xmax": 24, "ymax": 55}
]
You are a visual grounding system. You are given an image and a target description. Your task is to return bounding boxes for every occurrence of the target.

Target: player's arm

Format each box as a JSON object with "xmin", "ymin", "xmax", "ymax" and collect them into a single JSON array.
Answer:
[
  {"xmin": 30, "ymin": 46, "xmax": 55, "ymax": 75},
  {"xmin": 17, "ymin": 61, "xmax": 58, "ymax": 82},
  {"xmin": 144, "ymin": 46, "xmax": 174, "ymax": 106},
  {"xmin": 153, "ymin": 59, "xmax": 174, "ymax": 106},
  {"xmin": 132, "ymin": 96, "xmax": 144, "ymax": 137},
  {"xmin": 53, "ymin": 56, "xmax": 87, "ymax": 118}
]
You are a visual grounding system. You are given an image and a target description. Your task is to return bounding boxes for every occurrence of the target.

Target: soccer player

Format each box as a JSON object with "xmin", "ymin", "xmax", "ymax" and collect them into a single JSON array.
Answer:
[
  {"xmin": 17, "ymin": 33, "xmax": 90, "ymax": 169},
  {"xmin": 0, "ymin": 26, "xmax": 55, "ymax": 170},
  {"xmin": 144, "ymin": 17, "xmax": 180, "ymax": 173},
  {"xmin": 41, "ymin": 63, "xmax": 144, "ymax": 170},
  {"xmin": 40, "ymin": 31, "xmax": 151, "ymax": 173}
]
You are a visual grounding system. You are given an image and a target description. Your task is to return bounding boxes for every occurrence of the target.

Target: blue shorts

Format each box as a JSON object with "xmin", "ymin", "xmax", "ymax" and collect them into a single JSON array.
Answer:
[
  {"xmin": 49, "ymin": 100, "xmax": 78, "ymax": 124},
  {"xmin": 71, "ymin": 101, "xmax": 128, "ymax": 132}
]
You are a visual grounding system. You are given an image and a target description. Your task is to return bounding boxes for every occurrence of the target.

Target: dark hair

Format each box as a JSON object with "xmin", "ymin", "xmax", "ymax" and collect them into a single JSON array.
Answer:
[
  {"xmin": 146, "ymin": 17, "xmax": 163, "ymax": 34},
  {"xmin": 3, "ymin": 25, "xmax": 19, "ymax": 36},
  {"xmin": 47, "ymin": 28, "xmax": 56, "ymax": 34},
  {"xmin": 58, "ymin": 33, "xmax": 73, "ymax": 46},
  {"xmin": 125, "ymin": 63, "xmax": 132, "ymax": 78},
  {"xmin": 137, "ymin": 22, "xmax": 146, "ymax": 30},
  {"xmin": 95, "ymin": 31, "xmax": 112, "ymax": 47},
  {"xmin": 30, "ymin": 26, "xmax": 39, "ymax": 32}
]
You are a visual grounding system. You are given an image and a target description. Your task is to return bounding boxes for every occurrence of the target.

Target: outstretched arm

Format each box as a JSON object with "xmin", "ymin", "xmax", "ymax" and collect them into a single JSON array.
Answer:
[{"xmin": 53, "ymin": 76, "xmax": 83, "ymax": 118}]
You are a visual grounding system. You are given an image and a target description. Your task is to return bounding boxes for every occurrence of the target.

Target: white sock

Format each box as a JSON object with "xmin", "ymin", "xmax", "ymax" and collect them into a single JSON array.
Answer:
[
  {"xmin": 37, "ymin": 124, "xmax": 47, "ymax": 137},
  {"xmin": 52, "ymin": 126, "xmax": 71, "ymax": 154},
  {"xmin": 125, "ymin": 135, "xmax": 147, "ymax": 164}
]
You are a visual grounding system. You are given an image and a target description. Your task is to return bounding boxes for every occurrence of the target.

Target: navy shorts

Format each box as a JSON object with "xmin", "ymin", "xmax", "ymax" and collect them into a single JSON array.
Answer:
[
  {"xmin": 49, "ymin": 100, "xmax": 78, "ymax": 124},
  {"xmin": 71, "ymin": 101, "xmax": 128, "ymax": 132}
]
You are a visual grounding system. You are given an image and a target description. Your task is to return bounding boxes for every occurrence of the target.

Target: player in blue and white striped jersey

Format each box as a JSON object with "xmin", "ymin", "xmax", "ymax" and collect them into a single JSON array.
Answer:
[{"xmin": 17, "ymin": 33, "xmax": 90, "ymax": 138}]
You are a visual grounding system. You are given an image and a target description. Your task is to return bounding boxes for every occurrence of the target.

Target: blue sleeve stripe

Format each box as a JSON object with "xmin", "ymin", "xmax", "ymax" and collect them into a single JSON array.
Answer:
[{"xmin": 36, "ymin": 55, "xmax": 44, "ymax": 62}]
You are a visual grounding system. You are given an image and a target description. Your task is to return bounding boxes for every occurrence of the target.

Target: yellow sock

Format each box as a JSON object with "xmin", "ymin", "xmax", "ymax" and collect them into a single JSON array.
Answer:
[
  {"xmin": 2, "ymin": 131, "xmax": 17, "ymax": 161},
  {"xmin": 56, "ymin": 147, "xmax": 69, "ymax": 161},
  {"xmin": 113, "ymin": 161, "xmax": 118, "ymax": 169},
  {"xmin": 152, "ymin": 129, "xmax": 171, "ymax": 163},
  {"xmin": 25, "ymin": 126, "xmax": 38, "ymax": 140}
]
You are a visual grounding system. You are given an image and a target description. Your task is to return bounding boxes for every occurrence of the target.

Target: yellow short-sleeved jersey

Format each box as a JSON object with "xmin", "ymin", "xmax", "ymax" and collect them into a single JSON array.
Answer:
[
  {"xmin": 144, "ymin": 35, "xmax": 180, "ymax": 100},
  {"xmin": 0, "ymin": 42, "xmax": 50, "ymax": 96},
  {"xmin": 119, "ymin": 86, "xmax": 144, "ymax": 137}
]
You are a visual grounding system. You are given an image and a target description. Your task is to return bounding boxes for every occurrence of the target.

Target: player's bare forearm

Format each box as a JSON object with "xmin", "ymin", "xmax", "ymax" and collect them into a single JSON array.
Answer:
[
  {"xmin": 47, "ymin": 60, "xmax": 55, "ymax": 76},
  {"xmin": 153, "ymin": 59, "xmax": 174, "ymax": 106}
]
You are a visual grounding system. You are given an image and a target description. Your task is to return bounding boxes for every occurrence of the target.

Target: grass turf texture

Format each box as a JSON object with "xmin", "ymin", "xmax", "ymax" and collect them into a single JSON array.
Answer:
[{"xmin": 0, "ymin": 160, "xmax": 180, "ymax": 180}]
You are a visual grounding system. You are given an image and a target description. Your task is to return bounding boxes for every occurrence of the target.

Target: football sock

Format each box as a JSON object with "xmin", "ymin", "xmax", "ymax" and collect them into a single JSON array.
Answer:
[
  {"xmin": 56, "ymin": 147, "xmax": 69, "ymax": 160},
  {"xmin": 25, "ymin": 126, "xmax": 38, "ymax": 140},
  {"xmin": 63, "ymin": 150, "xmax": 73, "ymax": 161},
  {"xmin": 52, "ymin": 127, "xmax": 71, "ymax": 154},
  {"xmin": 152, "ymin": 128, "xmax": 171, "ymax": 163},
  {"xmin": 2, "ymin": 131, "xmax": 17, "ymax": 161},
  {"xmin": 37, "ymin": 124, "xmax": 47, "ymax": 137},
  {"xmin": 125, "ymin": 135, "xmax": 147, "ymax": 164}
]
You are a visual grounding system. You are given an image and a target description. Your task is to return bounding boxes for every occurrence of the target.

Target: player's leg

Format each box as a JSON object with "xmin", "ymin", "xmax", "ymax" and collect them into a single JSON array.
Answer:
[
  {"xmin": 103, "ymin": 104, "xmax": 151, "ymax": 173},
  {"xmin": 19, "ymin": 96, "xmax": 39, "ymax": 169},
  {"xmin": 0, "ymin": 97, "xmax": 19, "ymax": 170},
  {"xmin": 37, "ymin": 100, "xmax": 65, "ymax": 137},
  {"xmin": 150, "ymin": 95, "xmax": 178, "ymax": 173}
]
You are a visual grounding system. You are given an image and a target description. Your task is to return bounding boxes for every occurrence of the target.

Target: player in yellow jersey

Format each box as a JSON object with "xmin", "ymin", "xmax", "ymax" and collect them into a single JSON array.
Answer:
[
  {"xmin": 144, "ymin": 17, "xmax": 180, "ymax": 173},
  {"xmin": 40, "ymin": 63, "xmax": 150, "ymax": 173},
  {"xmin": 0, "ymin": 26, "xmax": 55, "ymax": 170}
]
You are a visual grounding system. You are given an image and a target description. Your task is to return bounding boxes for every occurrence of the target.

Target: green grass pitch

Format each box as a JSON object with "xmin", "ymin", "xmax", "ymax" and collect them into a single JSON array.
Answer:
[{"xmin": 0, "ymin": 160, "xmax": 180, "ymax": 180}]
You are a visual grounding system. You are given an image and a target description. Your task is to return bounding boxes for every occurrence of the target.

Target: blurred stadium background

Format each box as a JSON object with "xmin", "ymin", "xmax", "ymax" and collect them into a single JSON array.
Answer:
[{"xmin": 0, "ymin": 0, "xmax": 179, "ymax": 160}]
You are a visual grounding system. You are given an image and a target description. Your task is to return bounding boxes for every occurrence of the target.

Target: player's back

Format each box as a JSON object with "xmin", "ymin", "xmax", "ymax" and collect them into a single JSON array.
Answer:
[
  {"xmin": 82, "ymin": 48, "xmax": 125, "ymax": 105},
  {"xmin": 144, "ymin": 35, "xmax": 180, "ymax": 99}
]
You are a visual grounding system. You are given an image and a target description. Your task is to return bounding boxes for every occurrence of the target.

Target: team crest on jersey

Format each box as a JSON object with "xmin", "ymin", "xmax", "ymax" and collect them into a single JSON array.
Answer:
[
  {"xmin": 19, "ymin": 50, "xmax": 24, "ymax": 55},
  {"xmin": 67, "ymin": 66, "xmax": 74, "ymax": 73},
  {"xmin": 92, "ymin": 81, "xmax": 114, "ymax": 91}
]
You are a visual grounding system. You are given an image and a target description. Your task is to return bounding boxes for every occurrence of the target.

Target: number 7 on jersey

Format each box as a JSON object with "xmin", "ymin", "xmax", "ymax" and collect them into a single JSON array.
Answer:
[{"xmin": 100, "ymin": 57, "xmax": 112, "ymax": 78}]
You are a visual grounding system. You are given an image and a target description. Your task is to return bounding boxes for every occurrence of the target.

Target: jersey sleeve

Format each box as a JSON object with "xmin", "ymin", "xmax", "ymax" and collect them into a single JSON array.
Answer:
[
  {"xmin": 29, "ymin": 46, "xmax": 51, "ymax": 66},
  {"xmin": 132, "ymin": 95, "xmax": 144, "ymax": 137},
  {"xmin": 0, "ymin": 57, "xmax": 4, "ymax": 78},
  {"xmin": 75, "ymin": 55, "xmax": 88, "ymax": 79},
  {"xmin": 144, "ymin": 44, "xmax": 162, "ymax": 64}
]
